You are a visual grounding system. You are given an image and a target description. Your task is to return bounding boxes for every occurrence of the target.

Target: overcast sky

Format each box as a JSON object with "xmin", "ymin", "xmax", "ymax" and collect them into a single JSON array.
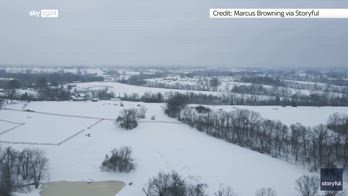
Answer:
[{"xmin": 0, "ymin": 0, "xmax": 347, "ymax": 67}]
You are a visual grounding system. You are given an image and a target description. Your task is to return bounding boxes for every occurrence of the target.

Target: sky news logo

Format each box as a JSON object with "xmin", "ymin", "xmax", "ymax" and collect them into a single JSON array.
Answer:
[
  {"xmin": 320, "ymin": 168, "xmax": 343, "ymax": 191},
  {"xmin": 29, "ymin": 9, "xmax": 59, "ymax": 18}
]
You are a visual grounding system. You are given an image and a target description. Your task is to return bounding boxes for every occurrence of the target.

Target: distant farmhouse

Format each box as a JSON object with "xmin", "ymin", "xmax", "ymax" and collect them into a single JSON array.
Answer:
[{"xmin": 71, "ymin": 93, "xmax": 86, "ymax": 101}]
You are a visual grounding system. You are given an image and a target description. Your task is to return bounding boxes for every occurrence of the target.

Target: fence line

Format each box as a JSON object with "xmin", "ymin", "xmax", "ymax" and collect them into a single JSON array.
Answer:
[
  {"xmin": 57, "ymin": 119, "xmax": 104, "ymax": 146},
  {"xmin": 0, "ymin": 119, "xmax": 24, "ymax": 125},
  {"xmin": 0, "ymin": 123, "xmax": 25, "ymax": 136},
  {"xmin": 0, "ymin": 140, "xmax": 57, "ymax": 146},
  {"xmin": 0, "ymin": 119, "xmax": 104, "ymax": 146},
  {"xmin": 3, "ymin": 108, "xmax": 114, "ymax": 121}
]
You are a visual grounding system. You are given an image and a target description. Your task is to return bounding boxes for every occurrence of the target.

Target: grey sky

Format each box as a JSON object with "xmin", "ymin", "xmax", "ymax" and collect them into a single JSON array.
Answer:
[{"xmin": 0, "ymin": 0, "xmax": 347, "ymax": 67}]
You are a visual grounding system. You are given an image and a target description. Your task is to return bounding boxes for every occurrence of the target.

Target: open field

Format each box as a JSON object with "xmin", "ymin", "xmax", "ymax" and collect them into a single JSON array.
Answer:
[
  {"xmin": 0, "ymin": 109, "xmax": 99, "ymax": 144},
  {"xmin": 1, "ymin": 101, "xmax": 347, "ymax": 196},
  {"xmin": 71, "ymin": 81, "xmax": 271, "ymax": 100}
]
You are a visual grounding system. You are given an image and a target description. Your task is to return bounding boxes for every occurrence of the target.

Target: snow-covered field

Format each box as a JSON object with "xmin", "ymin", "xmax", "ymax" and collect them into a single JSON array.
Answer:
[
  {"xmin": 70, "ymin": 81, "xmax": 273, "ymax": 101},
  {"xmin": 0, "ymin": 101, "xmax": 347, "ymax": 196},
  {"xmin": 204, "ymin": 105, "xmax": 348, "ymax": 126},
  {"xmin": 0, "ymin": 110, "xmax": 97, "ymax": 144}
]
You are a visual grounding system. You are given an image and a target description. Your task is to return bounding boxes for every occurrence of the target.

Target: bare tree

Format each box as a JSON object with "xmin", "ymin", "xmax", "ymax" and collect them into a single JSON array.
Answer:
[
  {"xmin": 165, "ymin": 93, "xmax": 188, "ymax": 118},
  {"xmin": 295, "ymin": 175, "xmax": 320, "ymax": 196},
  {"xmin": 116, "ymin": 109, "xmax": 138, "ymax": 130},
  {"xmin": 143, "ymin": 171, "xmax": 208, "ymax": 196},
  {"xmin": 101, "ymin": 146, "xmax": 135, "ymax": 173},
  {"xmin": 136, "ymin": 105, "xmax": 148, "ymax": 119},
  {"xmin": 29, "ymin": 150, "xmax": 48, "ymax": 188},
  {"xmin": 215, "ymin": 185, "xmax": 237, "ymax": 196},
  {"xmin": 209, "ymin": 77, "xmax": 220, "ymax": 91},
  {"xmin": 290, "ymin": 124, "xmax": 307, "ymax": 162},
  {"xmin": 0, "ymin": 147, "xmax": 48, "ymax": 195},
  {"xmin": 255, "ymin": 187, "xmax": 277, "ymax": 196},
  {"xmin": 0, "ymin": 99, "xmax": 4, "ymax": 109},
  {"xmin": 187, "ymin": 183, "xmax": 208, "ymax": 196},
  {"xmin": 6, "ymin": 79, "xmax": 20, "ymax": 103},
  {"xmin": 0, "ymin": 148, "xmax": 16, "ymax": 196}
]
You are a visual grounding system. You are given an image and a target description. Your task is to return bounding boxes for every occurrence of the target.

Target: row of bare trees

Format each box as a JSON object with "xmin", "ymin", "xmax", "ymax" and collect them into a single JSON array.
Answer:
[
  {"xmin": 232, "ymin": 84, "xmax": 293, "ymax": 98},
  {"xmin": 143, "ymin": 171, "xmax": 338, "ymax": 196},
  {"xmin": 0, "ymin": 147, "xmax": 48, "ymax": 196},
  {"xmin": 122, "ymin": 90, "xmax": 348, "ymax": 107},
  {"xmin": 178, "ymin": 107, "xmax": 348, "ymax": 171},
  {"xmin": 143, "ymin": 171, "xmax": 233, "ymax": 196}
]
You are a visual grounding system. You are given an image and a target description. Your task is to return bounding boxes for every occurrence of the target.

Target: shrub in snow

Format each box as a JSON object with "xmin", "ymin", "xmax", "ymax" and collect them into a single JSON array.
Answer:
[
  {"xmin": 143, "ymin": 171, "xmax": 208, "ymax": 196},
  {"xmin": 151, "ymin": 115, "xmax": 156, "ymax": 120},
  {"xmin": 136, "ymin": 105, "xmax": 147, "ymax": 119},
  {"xmin": 116, "ymin": 109, "xmax": 138, "ymax": 130},
  {"xmin": 295, "ymin": 175, "xmax": 319, "ymax": 196},
  {"xmin": 100, "ymin": 146, "xmax": 135, "ymax": 173},
  {"xmin": 255, "ymin": 187, "xmax": 276, "ymax": 196}
]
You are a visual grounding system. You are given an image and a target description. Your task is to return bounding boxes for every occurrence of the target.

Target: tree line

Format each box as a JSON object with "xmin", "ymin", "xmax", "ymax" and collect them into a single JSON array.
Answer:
[
  {"xmin": 164, "ymin": 94, "xmax": 348, "ymax": 172},
  {"xmin": 231, "ymin": 84, "xmax": 293, "ymax": 98},
  {"xmin": 0, "ymin": 70, "xmax": 104, "ymax": 102},
  {"xmin": 178, "ymin": 106, "xmax": 348, "ymax": 171},
  {"xmin": 120, "ymin": 91, "xmax": 348, "ymax": 107},
  {"xmin": 0, "ymin": 70, "xmax": 103, "ymax": 89},
  {"xmin": 143, "ymin": 171, "xmax": 339, "ymax": 196},
  {"xmin": 237, "ymin": 76, "xmax": 348, "ymax": 95},
  {"xmin": 0, "ymin": 79, "xmax": 71, "ymax": 102}
]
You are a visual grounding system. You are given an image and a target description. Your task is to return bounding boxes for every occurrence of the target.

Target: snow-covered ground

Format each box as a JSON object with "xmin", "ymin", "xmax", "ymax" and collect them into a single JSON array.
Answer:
[
  {"xmin": 0, "ymin": 110, "xmax": 96, "ymax": 144},
  {"xmin": 204, "ymin": 105, "xmax": 348, "ymax": 126},
  {"xmin": 0, "ymin": 101, "xmax": 346, "ymax": 196}
]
